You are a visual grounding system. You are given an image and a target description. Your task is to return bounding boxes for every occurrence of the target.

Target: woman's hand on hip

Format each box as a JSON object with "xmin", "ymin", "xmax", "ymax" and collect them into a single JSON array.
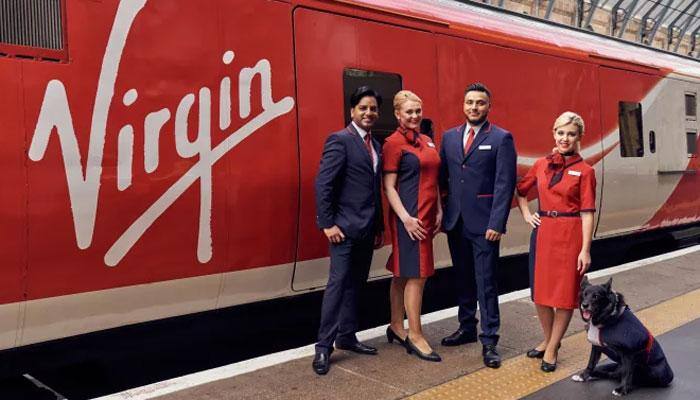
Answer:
[
  {"xmin": 524, "ymin": 212, "xmax": 541, "ymax": 229},
  {"xmin": 577, "ymin": 250, "xmax": 591, "ymax": 275},
  {"xmin": 403, "ymin": 217, "xmax": 427, "ymax": 241}
]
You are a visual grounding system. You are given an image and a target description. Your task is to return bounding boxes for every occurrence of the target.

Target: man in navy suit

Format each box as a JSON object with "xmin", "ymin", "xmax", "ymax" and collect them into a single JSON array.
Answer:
[
  {"xmin": 312, "ymin": 86, "xmax": 384, "ymax": 375},
  {"xmin": 439, "ymin": 83, "xmax": 517, "ymax": 368}
]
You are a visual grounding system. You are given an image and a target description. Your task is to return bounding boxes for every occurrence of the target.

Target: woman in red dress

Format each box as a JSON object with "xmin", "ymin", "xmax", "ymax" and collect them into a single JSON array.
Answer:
[
  {"xmin": 515, "ymin": 111, "xmax": 596, "ymax": 372},
  {"xmin": 383, "ymin": 90, "xmax": 442, "ymax": 362}
]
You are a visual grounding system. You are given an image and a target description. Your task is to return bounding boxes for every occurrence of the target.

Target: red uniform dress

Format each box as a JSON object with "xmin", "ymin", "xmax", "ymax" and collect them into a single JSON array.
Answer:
[
  {"xmin": 516, "ymin": 153, "xmax": 596, "ymax": 309},
  {"xmin": 382, "ymin": 128, "xmax": 441, "ymax": 278}
]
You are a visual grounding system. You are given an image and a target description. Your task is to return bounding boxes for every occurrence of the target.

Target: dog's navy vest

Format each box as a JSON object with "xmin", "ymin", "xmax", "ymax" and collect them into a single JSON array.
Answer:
[{"xmin": 587, "ymin": 307, "xmax": 673, "ymax": 385}]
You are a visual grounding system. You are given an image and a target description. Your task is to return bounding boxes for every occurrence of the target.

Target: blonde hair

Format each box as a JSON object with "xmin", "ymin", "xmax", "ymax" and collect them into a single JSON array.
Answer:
[
  {"xmin": 393, "ymin": 90, "xmax": 422, "ymax": 111},
  {"xmin": 553, "ymin": 111, "xmax": 585, "ymax": 135},
  {"xmin": 553, "ymin": 111, "xmax": 585, "ymax": 152}
]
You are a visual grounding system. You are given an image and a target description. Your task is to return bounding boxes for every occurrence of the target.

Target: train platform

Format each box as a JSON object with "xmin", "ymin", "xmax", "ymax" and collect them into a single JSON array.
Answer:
[{"xmin": 98, "ymin": 244, "xmax": 700, "ymax": 400}]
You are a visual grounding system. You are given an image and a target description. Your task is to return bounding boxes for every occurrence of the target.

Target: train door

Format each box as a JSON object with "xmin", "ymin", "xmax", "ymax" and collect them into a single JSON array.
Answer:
[
  {"xmin": 0, "ymin": 61, "xmax": 26, "ymax": 351},
  {"xmin": 292, "ymin": 8, "xmax": 438, "ymax": 290},
  {"xmin": 596, "ymin": 66, "xmax": 669, "ymax": 236},
  {"xmin": 641, "ymin": 77, "xmax": 700, "ymax": 227}
]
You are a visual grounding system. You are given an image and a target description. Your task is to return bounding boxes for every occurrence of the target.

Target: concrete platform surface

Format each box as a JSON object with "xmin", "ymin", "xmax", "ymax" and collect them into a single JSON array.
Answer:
[{"xmin": 104, "ymin": 246, "xmax": 700, "ymax": 400}]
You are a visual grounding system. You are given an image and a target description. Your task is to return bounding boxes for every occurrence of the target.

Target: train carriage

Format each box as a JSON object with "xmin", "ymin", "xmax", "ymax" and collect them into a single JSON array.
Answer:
[{"xmin": 0, "ymin": 0, "xmax": 698, "ymax": 358}]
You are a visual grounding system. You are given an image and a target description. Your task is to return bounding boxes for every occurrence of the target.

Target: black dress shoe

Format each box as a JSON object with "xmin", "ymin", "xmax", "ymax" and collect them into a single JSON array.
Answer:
[
  {"xmin": 541, "ymin": 359, "xmax": 557, "ymax": 372},
  {"xmin": 335, "ymin": 341, "xmax": 378, "ymax": 355},
  {"xmin": 527, "ymin": 343, "xmax": 560, "ymax": 359},
  {"xmin": 483, "ymin": 344, "xmax": 501, "ymax": 368},
  {"xmin": 386, "ymin": 326, "xmax": 407, "ymax": 347},
  {"xmin": 405, "ymin": 337, "xmax": 442, "ymax": 362},
  {"xmin": 312, "ymin": 352, "xmax": 330, "ymax": 375},
  {"xmin": 441, "ymin": 329, "xmax": 478, "ymax": 346},
  {"xmin": 526, "ymin": 348, "xmax": 545, "ymax": 359}
]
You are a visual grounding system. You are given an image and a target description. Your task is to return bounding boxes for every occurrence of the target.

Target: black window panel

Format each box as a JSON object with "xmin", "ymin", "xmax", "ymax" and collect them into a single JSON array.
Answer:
[
  {"xmin": 343, "ymin": 69, "xmax": 402, "ymax": 142},
  {"xmin": 686, "ymin": 93, "xmax": 697, "ymax": 118},
  {"xmin": 618, "ymin": 102, "xmax": 644, "ymax": 157},
  {"xmin": 649, "ymin": 130, "xmax": 656, "ymax": 154},
  {"xmin": 0, "ymin": 0, "xmax": 64, "ymax": 50},
  {"xmin": 687, "ymin": 131, "xmax": 697, "ymax": 156}
]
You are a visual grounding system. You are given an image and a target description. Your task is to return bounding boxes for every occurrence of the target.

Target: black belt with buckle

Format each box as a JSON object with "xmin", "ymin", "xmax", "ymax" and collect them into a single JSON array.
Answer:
[{"xmin": 538, "ymin": 210, "xmax": 581, "ymax": 218}]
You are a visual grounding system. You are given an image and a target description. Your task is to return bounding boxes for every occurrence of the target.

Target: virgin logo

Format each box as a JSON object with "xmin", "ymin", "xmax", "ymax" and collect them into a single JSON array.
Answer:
[{"xmin": 28, "ymin": 0, "xmax": 295, "ymax": 267}]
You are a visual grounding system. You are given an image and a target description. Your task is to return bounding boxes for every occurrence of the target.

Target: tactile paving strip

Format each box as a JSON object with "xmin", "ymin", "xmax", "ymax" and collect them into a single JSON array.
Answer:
[{"xmin": 408, "ymin": 288, "xmax": 700, "ymax": 400}]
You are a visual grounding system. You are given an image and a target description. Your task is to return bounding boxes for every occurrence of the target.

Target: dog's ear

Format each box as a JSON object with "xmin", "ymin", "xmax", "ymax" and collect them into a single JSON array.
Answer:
[
  {"xmin": 603, "ymin": 277, "xmax": 613, "ymax": 291},
  {"xmin": 580, "ymin": 275, "xmax": 590, "ymax": 289}
]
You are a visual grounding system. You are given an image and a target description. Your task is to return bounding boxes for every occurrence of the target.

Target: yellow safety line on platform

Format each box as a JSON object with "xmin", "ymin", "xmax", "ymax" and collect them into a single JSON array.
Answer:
[{"xmin": 408, "ymin": 288, "xmax": 700, "ymax": 400}]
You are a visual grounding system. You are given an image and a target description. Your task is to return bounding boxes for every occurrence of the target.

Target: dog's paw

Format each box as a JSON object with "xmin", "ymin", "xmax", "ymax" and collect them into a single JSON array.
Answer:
[
  {"xmin": 572, "ymin": 371, "xmax": 591, "ymax": 382},
  {"xmin": 612, "ymin": 386, "xmax": 629, "ymax": 397}
]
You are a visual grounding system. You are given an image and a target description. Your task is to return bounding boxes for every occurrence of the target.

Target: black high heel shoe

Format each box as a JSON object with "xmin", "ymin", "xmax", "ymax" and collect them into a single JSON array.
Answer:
[
  {"xmin": 405, "ymin": 337, "xmax": 442, "ymax": 362},
  {"xmin": 386, "ymin": 326, "xmax": 407, "ymax": 347},
  {"xmin": 526, "ymin": 348, "xmax": 546, "ymax": 358},
  {"xmin": 527, "ymin": 343, "xmax": 561, "ymax": 359},
  {"xmin": 541, "ymin": 359, "xmax": 557, "ymax": 372}
]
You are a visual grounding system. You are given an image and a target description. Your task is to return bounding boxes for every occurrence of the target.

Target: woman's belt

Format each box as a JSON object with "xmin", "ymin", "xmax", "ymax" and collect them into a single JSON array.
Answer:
[{"xmin": 538, "ymin": 210, "xmax": 581, "ymax": 218}]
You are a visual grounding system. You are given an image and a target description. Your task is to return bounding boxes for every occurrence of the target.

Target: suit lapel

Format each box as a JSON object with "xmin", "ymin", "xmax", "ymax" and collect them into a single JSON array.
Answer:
[
  {"xmin": 464, "ymin": 121, "xmax": 491, "ymax": 161},
  {"xmin": 455, "ymin": 123, "xmax": 468, "ymax": 162},
  {"xmin": 346, "ymin": 123, "xmax": 373, "ymax": 170},
  {"xmin": 371, "ymin": 136, "xmax": 381, "ymax": 180}
]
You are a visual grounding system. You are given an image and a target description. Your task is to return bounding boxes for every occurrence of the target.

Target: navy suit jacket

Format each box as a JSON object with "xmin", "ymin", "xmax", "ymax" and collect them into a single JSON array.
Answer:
[
  {"xmin": 315, "ymin": 124, "xmax": 383, "ymax": 239},
  {"xmin": 439, "ymin": 121, "xmax": 517, "ymax": 235}
]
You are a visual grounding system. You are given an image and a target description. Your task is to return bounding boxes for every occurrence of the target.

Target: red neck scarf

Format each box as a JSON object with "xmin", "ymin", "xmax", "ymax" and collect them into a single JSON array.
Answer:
[
  {"xmin": 546, "ymin": 151, "xmax": 582, "ymax": 188},
  {"xmin": 398, "ymin": 126, "xmax": 422, "ymax": 148}
]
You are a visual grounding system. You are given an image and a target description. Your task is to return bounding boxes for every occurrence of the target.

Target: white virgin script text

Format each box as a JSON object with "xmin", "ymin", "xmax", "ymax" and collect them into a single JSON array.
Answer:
[{"xmin": 29, "ymin": 0, "xmax": 295, "ymax": 266}]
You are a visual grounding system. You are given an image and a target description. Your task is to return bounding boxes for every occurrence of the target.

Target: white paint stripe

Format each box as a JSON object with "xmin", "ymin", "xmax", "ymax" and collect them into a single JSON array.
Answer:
[
  {"xmin": 24, "ymin": 374, "xmax": 68, "ymax": 400},
  {"xmin": 93, "ymin": 244, "xmax": 700, "ymax": 400}
]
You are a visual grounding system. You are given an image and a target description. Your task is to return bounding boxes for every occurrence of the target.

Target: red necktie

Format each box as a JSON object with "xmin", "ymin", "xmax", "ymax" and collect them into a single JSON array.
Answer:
[
  {"xmin": 364, "ymin": 134, "xmax": 375, "ymax": 168},
  {"xmin": 464, "ymin": 127, "xmax": 475, "ymax": 155}
]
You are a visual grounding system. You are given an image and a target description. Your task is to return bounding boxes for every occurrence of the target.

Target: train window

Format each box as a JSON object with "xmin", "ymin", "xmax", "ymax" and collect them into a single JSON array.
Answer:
[
  {"xmin": 687, "ymin": 131, "xmax": 697, "ymax": 157},
  {"xmin": 685, "ymin": 93, "xmax": 697, "ymax": 119},
  {"xmin": 0, "ymin": 0, "xmax": 67, "ymax": 61},
  {"xmin": 343, "ymin": 69, "xmax": 402, "ymax": 142},
  {"xmin": 618, "ymin": 102, "xmax": 644, "ymax": 157},
  {"xmin": 649, "ymin": 130, "xmax": 656, "ymax": 153}
]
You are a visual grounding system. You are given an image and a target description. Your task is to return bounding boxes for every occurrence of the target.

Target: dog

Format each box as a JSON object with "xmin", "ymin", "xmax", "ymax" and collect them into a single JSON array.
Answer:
[{"xmin": 572, "ymin": 276, "xmax": 673, "ymax": 396}]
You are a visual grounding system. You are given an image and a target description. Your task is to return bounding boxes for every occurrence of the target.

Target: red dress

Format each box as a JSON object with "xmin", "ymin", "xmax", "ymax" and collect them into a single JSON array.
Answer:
[
  {"xmin": 516, "ymin": 153, "xmax": 596, "ymax": 309},
  {"xmin": 382, "ymin": 128, "xmax": 440, "ymax": 278}
]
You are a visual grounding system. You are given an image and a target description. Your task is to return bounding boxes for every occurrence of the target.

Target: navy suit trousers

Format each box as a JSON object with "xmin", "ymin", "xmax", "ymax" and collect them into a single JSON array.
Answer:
[
  {"xmin": 315, "ymin": 235, "xmax": 373, "ymax": 354},
  {"xmin": 446, "ymin": 218, "xmax": 500, "ymax": 345}
]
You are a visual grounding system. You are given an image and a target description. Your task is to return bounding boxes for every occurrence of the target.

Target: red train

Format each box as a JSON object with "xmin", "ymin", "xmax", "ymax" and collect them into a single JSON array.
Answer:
[{"xmin": 0, "ymin": 0, "xmax": 698, "ymax": 353}]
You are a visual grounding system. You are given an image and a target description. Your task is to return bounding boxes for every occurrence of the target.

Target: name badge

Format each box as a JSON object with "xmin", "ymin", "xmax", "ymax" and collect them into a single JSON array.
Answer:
[
  {"xmin": 478, "ymin": 145, "xmax": 492, "ymax": 150},
  {"xmin": 568, "ymin": 170, "xmax": 581, "ymax": 176},
  {"xmin": 427, "ymin": 142, "xmax": 436, "ymax": 148}
]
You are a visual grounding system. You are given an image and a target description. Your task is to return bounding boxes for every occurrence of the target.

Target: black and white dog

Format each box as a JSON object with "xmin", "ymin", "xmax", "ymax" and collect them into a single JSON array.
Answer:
[{"xmin": 572, "ymin": 276, "xmax": 673, "ymax": 396}]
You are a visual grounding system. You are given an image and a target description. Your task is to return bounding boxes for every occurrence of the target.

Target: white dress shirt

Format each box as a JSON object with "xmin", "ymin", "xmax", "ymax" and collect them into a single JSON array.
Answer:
[
  {"xmin": 463, "ymin": 121, "xmax": 485, "ymax": 149},
  {"xmin": 352, "ymin": 121, "xmax": 378, "ymax": 172}
]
